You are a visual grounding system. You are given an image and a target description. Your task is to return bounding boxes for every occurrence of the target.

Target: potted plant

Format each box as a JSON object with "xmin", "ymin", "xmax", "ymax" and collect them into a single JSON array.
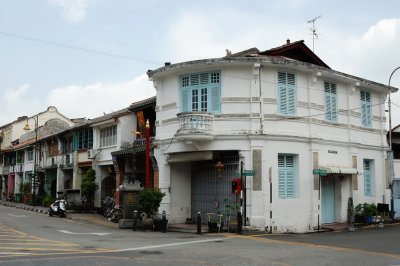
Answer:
[
  {"xmin": 355, "ymin": 202, "xmax": 378, "ymax": 224},
  {"xmin": 207, "ymin": 213, "xmax": 224, "ymax": 233},
  {"xmin": 223, "ymin": 199, "xmax": 239, "ymax": 232},
  {"xmin": 138, "ymin": 188, "xmax": 166, "ymax": 231}
]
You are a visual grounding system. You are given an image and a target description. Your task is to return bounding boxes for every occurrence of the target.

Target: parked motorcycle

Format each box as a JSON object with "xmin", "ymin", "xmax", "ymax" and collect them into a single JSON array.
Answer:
[{"xmin": 48, "ymin": 199, "xmax": 66, "ymax": 218}]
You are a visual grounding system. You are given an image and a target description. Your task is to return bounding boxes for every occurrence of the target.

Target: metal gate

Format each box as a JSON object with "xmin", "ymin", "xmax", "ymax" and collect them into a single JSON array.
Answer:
[{"xmin": 191, "ymin": 155, "xmax": 239, "ymax": 223}]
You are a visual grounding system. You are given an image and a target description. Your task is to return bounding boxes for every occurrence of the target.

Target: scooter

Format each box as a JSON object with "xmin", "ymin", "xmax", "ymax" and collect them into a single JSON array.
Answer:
[{"xmin": 48, "ymin": 199, "xmax": 66, "ymax": 218}]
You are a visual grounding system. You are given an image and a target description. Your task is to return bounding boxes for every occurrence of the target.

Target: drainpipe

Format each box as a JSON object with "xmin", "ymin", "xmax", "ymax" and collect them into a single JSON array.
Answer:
[{"xmin": 258, "ymin": 64, "xmax": 263, "ymax": 134}]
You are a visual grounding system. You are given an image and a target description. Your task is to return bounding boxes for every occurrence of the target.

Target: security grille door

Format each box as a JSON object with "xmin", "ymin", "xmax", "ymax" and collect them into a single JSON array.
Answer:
[{"xmin": 191, "ymin": 156, "xmax": 239, "ymax": 223}]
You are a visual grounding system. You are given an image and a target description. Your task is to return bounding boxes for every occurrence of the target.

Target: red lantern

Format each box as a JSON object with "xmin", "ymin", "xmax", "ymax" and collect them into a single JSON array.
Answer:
[{"xmin": 215, "ymin": 161, "xmax": 224, "ymax": 179}]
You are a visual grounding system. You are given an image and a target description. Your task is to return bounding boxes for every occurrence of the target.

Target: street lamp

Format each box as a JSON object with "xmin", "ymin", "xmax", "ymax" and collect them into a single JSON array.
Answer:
[
  {"xmin": 388, "ymin": 66, "xmax": 400, "ymax": 220},
  {"xmin": 145, "ymin": 119, "xmax": 150, "ymax": 189},
  {"xmin": 23, "ymin": 116, "xmax": 38, "ymax": 206}
]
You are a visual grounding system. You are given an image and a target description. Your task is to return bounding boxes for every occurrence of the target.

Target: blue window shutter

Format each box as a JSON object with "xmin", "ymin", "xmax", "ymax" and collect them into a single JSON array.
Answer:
[
  {"xmin": 278, "ymin": 155, "xmax": 295, "ymax": 199},
  {"xmin": 278, "ymin": 86, "xmax": 287, "ymax": 114},
  {"xmin": 331, "ymin": 93, "xmax": 337, "ymax": 120},
  {"xmin": 324, "ymin": 82, "xmax": 337, "ymax": 121},
  {"xmin": 364, "ymin": 160, "xmax": 372, "ymax": 196},
  {"xmin": 278, "ymin": 155, "xmax": 286, "ymax": 198},
  {"xmin": 211, "ymin": 86, "xmax": 220, "ymax": 112},
  {"xmin": 277, "ymin": 72, "xmax": 296, "ymax": 115},
  {"xmin": 287, "ymin": 85, "xmax": 296, "ymax": 115},
  {"xmin": 181, "ymin": 87, "xmax": 189, "ymax": 112},
  {"xmin": 361, "ymin": 91, "xmax": 372, "ymax": 127}
]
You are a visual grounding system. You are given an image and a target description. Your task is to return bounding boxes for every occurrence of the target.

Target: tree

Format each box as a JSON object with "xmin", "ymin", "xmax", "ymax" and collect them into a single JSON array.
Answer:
[{"xmin": 81, "ymin": 169, "xmax": 98, "ymax": 204}]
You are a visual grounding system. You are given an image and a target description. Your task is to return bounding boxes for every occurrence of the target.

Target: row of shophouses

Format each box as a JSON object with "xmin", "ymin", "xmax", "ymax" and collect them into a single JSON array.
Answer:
[
  {"xmin": 0, "ymin": 98, "xmax": 156, "ymax": 209},
  {"xmin": 1, "ymin": 39, "xmax": 400, "ymax": 233}
]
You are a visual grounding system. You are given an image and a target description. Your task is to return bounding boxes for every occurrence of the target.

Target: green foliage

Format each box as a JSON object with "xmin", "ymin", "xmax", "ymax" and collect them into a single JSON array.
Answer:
[
  {"xmin": 355, "ymin": 202, "xmax": 378, "ymax": 216},
  {"xmin": 22, "ymin": 182, "xmax": 31, "ymax": 194},
  {"xmin": 81, "ymin": 169, "xmax": 98, "ymax": 203},
  {"xmin": 138, "ymin": 188, "xmax": 166, "ymax": 217},
  {"xmin": 42, "ymin": 194, "xmax": 53, "ymax": 207},
  {"xmin": 223, "ymin": 199, "xmax": 239, "ymax": 217}
]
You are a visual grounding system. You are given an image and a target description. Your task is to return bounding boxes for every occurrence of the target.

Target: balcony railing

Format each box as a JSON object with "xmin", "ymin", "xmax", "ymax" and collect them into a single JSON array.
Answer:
[{"xmin": 176, "ymin": 112, "xmax": 214, "ymax": 140}]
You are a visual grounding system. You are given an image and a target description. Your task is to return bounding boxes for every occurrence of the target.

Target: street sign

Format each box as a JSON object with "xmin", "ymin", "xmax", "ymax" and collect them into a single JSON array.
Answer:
[
  {"xmin": 313, "ymin": 169, "xmax": 328, "ymax": 176},
  {"xmin": 243, "ymin": 170, "xmax": 255, "ymax": 176}
]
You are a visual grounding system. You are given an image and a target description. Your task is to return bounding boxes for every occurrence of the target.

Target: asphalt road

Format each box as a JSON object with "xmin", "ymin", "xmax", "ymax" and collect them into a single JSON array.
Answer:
[{"xmin": 1, "ymin": 205, "xmax": 400, "ymax": 265}]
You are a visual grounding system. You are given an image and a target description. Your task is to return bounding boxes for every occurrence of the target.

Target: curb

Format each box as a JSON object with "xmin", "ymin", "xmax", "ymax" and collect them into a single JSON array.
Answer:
[{"xmin": 0, "ymin": 201, "xmax": 48, "ymax": 215}]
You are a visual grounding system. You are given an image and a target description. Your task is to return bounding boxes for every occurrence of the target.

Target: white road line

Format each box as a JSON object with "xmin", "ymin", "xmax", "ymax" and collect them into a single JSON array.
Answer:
[
  {"xmin": 58, "ymin": 230, "xmax": 111, "ymax": 236},
  {"xmin": 8, "ymin": 214, "xmax": 27, "ymax": 218},
  {"xmin": 117, "ymin": 238, "xmax": 226, "ymax": 252}
]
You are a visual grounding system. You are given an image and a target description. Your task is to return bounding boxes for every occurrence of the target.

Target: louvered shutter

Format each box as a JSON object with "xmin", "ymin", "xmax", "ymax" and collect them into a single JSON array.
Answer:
[
  {"xmin": 210, "ymin": 72, "xmax": 221, "ymax": 113},
  {"xmin": 277, "ymin": 72, "xmax": 296, "ymax": 115},
  {"xmin": 285, "ymin": 156, "xmax": 295, "ymax": 198},
  {"xmin": 360, "ymin": 91, "xmax": 371, "ymax": 127},
  {"xmin": 278, "ymin": 155, "xmax": 286, "ymax": 198},
  {"xmin": 278, "ymin": 155, "xmax": 295, "ymax": 198},
  {"xmin": 364, "ymin": 160, "xmax": 371, "ymax": 196},
  {"xmin": 324, "ymin": 82, "xmax": 337, "ymax": 121},
  {"xmin": 181, "ymin": 87, "xmax": 189, "ymax": 112},
  {"xmin": 331, "ymin": 85, "xmax": 337, "ymax": 121}
]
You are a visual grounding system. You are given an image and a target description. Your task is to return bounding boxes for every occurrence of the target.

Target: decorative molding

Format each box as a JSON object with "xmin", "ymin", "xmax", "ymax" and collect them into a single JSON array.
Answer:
[
  {"xmin": 215, "ymin": 113, "xmax": 251, "ymax": 118},
  {"xmin": 298, "ymin": 101, "xmax": 309, "ymax": 108},
  {"xmin": 162, "ymin": 118, "xmax": 178, "ymax": 124},
  {"xmin": 252, "ymin": 97, "xmax": 260, "ymax": 102},
  {"xmin": 251, "ymin": 113, "xmax": 260, "ymax": 118},
  {"xmin": 222, "ymin": 97, "xmax": 251, "ymax": 102},
  {"xmin": 162, "ymin": 102, "xmax": 177, "ymax": 110},
  {"xmin": 263, "ymin": 98, "xmax": 276, "ymax": 104}
]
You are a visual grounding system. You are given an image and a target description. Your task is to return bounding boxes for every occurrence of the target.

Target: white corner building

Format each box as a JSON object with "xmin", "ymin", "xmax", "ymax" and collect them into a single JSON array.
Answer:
[{"xmin": 147, "ymin": 40, "xmax": 397, "ymax": 233}]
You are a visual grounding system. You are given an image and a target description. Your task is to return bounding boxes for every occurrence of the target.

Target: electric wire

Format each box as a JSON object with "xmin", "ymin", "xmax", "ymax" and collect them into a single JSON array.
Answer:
[{"xmin": 0, "ymin": 30, "xmax": 161, "ymax": 65}]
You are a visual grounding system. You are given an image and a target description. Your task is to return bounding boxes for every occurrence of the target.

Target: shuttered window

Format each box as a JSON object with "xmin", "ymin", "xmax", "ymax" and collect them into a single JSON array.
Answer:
[
  {"xmin": 180, "ymin": 72, "xmax": 221, "ymax": 113},
  {"xmin": 100, "ymin": 125, "xmax": 117, "ymax": 147},
  {"xmin": 360, "ymin": 91, "xmax": 372, "ymax": 127},
  {"xmin": 278, "ymin": 154, "xmax": 296, "ymax": 199},
  {"xmin": 363, "ymin": 159, "xmax": 374, "ymax": 197},
  {"xmin": 324, "ymin": 82, "xmax": 337, "ymax": 121},
  {"xmin": 277, "ymin": 72, "xmax": 296, "ymax": 115}
]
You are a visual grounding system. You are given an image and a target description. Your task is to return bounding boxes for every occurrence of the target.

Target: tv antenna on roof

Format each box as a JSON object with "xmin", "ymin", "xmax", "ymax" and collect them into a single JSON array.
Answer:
[{"xmin": 308, "ymin": 15, "xmax": 321, "ymax": 52}]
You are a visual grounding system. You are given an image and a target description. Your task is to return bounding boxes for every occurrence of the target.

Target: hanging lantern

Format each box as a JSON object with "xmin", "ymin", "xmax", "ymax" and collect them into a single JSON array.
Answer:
[{"xmin": 215, "ymin": 161, "xmax": 224, "ymax": 179}]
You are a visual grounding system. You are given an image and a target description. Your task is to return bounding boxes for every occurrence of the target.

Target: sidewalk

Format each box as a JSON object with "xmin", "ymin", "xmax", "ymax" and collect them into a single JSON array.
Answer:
[
  {"xmin": 0, "ymin": 200, "xmax": 202, "ymax": 232},
  {"xmin": 0, "ymin": 200, "xmax": 119, "ymax": 229}
]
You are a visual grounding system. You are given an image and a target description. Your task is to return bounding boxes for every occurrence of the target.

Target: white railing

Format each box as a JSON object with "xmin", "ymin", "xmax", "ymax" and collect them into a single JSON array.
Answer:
[{"xmin": 176, "ymin": 112, "xmax": 213, "ymax": 135}]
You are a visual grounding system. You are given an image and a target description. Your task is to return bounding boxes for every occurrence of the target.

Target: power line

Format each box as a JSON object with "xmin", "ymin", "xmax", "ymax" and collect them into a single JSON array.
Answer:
[{"xmin": 0, "ymin": 30, "xmax": 161, "ymax": 65}]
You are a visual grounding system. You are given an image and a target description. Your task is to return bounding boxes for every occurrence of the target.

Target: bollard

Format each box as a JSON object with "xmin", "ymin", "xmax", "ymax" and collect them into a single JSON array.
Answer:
[
  {"xmin": 161, "ymin": 210, "xmax": 167, "ymax": 233},
  {"xmin": 133, "ymin": 210, "xmax": 138, "ymax": 231},
  {"xmin": 237, "ymin": 211, "xmax": 242, "ymax": 234},
  {"xmin": 197, "ymin": 212, "xmax": 201, "ymax": 234}
]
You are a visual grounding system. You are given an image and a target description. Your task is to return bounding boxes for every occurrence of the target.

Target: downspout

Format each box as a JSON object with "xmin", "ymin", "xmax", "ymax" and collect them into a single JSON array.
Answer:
[{"xmin": 259, "ymin": 64, "xmax": 263, "ymax": 134}]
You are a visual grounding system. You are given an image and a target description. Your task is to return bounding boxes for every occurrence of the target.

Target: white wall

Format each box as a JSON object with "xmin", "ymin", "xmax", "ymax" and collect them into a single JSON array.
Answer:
[{"xmin": 169, "ymin": 163, "xmax": 191, "ymax": 223}]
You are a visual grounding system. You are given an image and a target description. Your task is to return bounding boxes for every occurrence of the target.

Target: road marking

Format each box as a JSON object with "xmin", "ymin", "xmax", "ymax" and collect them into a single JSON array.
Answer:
[
  {"xmin": 7, "ymin": 214, "xmax": 27, "ymax": 218},
  {"xmin": 117, "ymin": 238, "xmax": 226, "ymax": 252},
  {"xmin": 58, "ymin": 230, "xmax": 111, "ymax": 236},
  {"xmin": 226, "ymin": 234, "xmax": 400, "ymax": 260}
]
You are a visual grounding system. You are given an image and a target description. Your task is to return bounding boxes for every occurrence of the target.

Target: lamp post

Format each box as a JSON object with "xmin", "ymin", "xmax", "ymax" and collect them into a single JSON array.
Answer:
[
  {"xmin": 145, "ymin": 119, "xmax": 150, "ymax": 189},
  {"xmin": 388, "ymin": 66, "xmax": 400, "ymax": 220},
  {"xmin": 23, "ymin": 116, "xmax": 38, "ymax": 206}
]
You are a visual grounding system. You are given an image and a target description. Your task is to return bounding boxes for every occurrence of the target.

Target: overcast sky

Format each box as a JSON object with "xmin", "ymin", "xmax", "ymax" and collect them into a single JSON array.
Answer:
[{"xmin": 2, "ymin": 0, "xmax": 400, "ymax": 127}]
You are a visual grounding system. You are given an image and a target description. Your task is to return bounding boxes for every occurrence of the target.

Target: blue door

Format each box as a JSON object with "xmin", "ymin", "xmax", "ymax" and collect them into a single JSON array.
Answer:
[{"xmin": 321, "ymin": 176, "xmax": 335, "ymax": 224}]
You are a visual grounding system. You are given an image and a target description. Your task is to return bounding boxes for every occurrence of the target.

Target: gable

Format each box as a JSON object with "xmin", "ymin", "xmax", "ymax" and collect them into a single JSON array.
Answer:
[{"xmin": 258, "ymin": 40, "xmax": 330, "ymax": 69}]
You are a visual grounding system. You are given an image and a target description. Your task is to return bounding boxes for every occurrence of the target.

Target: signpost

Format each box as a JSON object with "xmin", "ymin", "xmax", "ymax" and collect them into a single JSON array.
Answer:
[
  {"xmin": 243, "ymin": 170, "xmax": 255, "ymax": 176},
  {"xmin": 313, "ymin": 169, "xmax": 328, "ymax": 176}
]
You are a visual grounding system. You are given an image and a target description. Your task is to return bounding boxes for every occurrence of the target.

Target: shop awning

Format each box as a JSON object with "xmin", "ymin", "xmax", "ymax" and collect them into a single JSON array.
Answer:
[{"xmin": 315, "ymin": 166, "xmax": 362, "ymax": 175}]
